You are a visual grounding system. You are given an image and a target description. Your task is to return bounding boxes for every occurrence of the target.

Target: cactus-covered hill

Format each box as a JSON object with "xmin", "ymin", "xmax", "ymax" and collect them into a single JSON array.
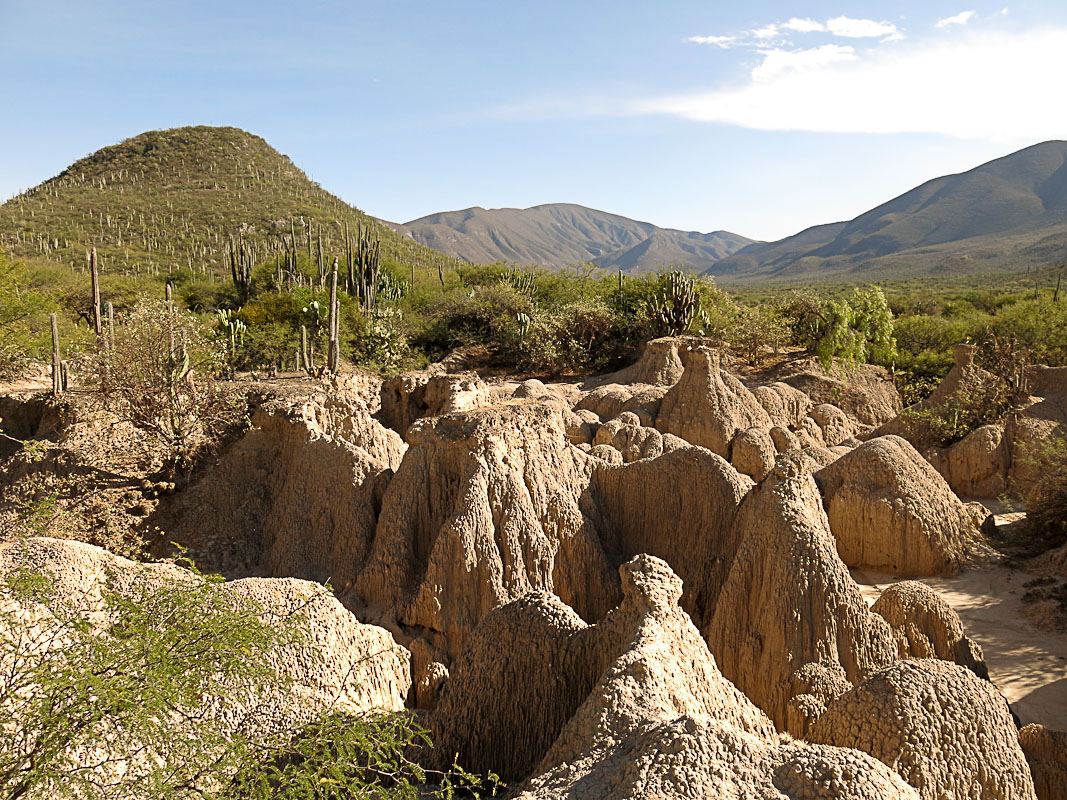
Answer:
[{"xmin": 0, "ymin": 125, "xmax": 460, "ymax": 278}]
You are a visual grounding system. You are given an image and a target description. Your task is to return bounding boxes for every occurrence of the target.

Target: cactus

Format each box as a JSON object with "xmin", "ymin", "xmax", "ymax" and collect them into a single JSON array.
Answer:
[
  {"xmin": 50, "ymin": 312, "xmax": 62, "ymax": 396},
  {"xmin": 650, "ymin": 270, "xmax": 699, "ymax": 336},
  {"xmin": 90, "ymin": 247, "xmax": 102, "ymax": 336},
  {"xmin": 516, "ymin": 312, "xmax": 532, "ymax": 339},
  {"xmin": 346, "ymin": 224, "xmax": 381, "ymax": 313},
  {"xmin": 327, "ymin": 259, "xmax": 340, "ymax": 373}
]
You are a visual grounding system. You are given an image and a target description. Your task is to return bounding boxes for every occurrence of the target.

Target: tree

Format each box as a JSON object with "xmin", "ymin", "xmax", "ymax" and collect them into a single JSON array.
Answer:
[
  {"xmin": 729, "ymin": 306, "xmax": 788, "ymax": 366},
  {"xmin": 781, "ymin": 286, "xmax": 896, "ymax": 369},
  {"xmin": 0, "ymin": 547, "xmax": 494, "ymax": 800}
]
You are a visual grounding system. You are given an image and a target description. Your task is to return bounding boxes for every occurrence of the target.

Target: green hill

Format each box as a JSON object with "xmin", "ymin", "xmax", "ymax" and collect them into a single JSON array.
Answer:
[{"xmin": 0, "ymin": 125, "xmax": 459, "ymax": 279}]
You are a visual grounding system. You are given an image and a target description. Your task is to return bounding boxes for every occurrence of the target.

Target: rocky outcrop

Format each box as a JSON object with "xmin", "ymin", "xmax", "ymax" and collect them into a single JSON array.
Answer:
[
  {"xmin": 656, "ymin": 345, "xmax": 771, "ymax": 459},
  {"xmin": 156, "ymin": 387, "xmax": 404, "ymax": 592},
  {"xmin": 810, "ymin": 403, "xmax": 855, "ymax": 447},
  {"xmin": 355, "ymin": 400, "xmax": 617, "ymax": 658},
  {"xmin": 0, "ymin": 537, "xmax": 411, "ymax": 718},
  {"xmin": 379, "ymin": 367, "xmax": 492, "ymax": 437},
  {"xmin": 924, "ymin": 423, "xmax": 1009, "ymax": 499},
  {"xmin": 814, "ymin": 436, "xmax": 980, "ymax": 576},
  {"xmin": 507, "ymin": 556, "xmax": 918, "ymax": 799},
  {"xmin": 809, "ymin": 659, "xmax": 1037, "ymax": 800},
  {"xmin": 590, "ymin": 446, "xmax": 752, "ymax": 628},
  {"xmin": 581, "ymin": 336, "xmax": 688, "ymax": 389},
  {"xmin": 752, "ymin": 382, "xmax": 812, "ymax": 429},
  {"xmin": 774, "ymin": 358, "xmax": 902, "ymax": 427},
  {"xmin": 870, "ymin": 580, "xmax": 987, "ymax": 678},
  {"xmin": 1019, "ymin": 723, "xmax": 1067, "ymax": 800},
  {"xmin": 705, "ymin": 458, "xmax": 898, "ymax": 733}
]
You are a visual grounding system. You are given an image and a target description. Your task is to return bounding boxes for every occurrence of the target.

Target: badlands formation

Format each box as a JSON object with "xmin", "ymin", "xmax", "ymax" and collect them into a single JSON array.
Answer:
[{"xmin": 3, "ymin": 337, "xmax": 1067, "ymax": 798}]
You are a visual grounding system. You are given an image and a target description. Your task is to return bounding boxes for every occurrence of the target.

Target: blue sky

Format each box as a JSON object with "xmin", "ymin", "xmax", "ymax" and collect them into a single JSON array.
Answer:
[{"xmin": 2, "ymin": 1, "xmax": 1066, "ymax": 241}]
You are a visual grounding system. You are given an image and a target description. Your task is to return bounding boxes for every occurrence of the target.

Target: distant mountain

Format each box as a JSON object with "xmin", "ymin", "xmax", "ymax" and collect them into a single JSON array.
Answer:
[
  {"xmin": 710, "ymin": 141, "xmax": 1067, "ymax": 282},
  {"xmin": 391, "ymin": 203, "xmax": 753, "ymax": 272},
  {"xmin": 0, "ymin": 126, "xmax": 458, "ymax": 276}
]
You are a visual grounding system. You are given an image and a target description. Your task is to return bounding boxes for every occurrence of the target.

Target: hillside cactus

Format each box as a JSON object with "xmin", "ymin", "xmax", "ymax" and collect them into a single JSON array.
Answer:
[{"xmin": 651, "ymin": 270, "xmax": 699, "ymax": 336}]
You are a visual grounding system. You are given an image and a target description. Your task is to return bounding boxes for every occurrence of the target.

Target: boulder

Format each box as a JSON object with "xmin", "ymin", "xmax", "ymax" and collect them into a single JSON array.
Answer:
[
  {"xmin": 774, "ymin": 358, "xmax": 902, "ymax": 427},
  {"xmin": 656, "ymin": 345, "xmax": 771, "ymax": 459},
  {"xmin": 810, "ymin": 403, "xmax": 855, "ymax": 447},
  {"xmin": 923, "ymin": 423, "xmax": 1009, "ymax": 499},
  {"xmin": 580, "ymin": 336, "xmax": 689, "ymax": 389},
  {"xmin": 814, "ymin": 436, "xmax": 981, "ymax": 576},
  {"xmin": 870, "ymin": 580, "xmax": 988, "ymax": 679},
  {"xmin": 731, "ymin": 426, "xmax": 777, "ymax": 481},
  {"xmin": 752, "ymin": 382, "xmax": 813, "ymax": 429},
  {"xmin": 1019, "ymin": 723, "xmax": 1067, "ymax": 800},
  {"xmin": 809, "ymin": 659, "xmax": 1037, "ymax": 800}
]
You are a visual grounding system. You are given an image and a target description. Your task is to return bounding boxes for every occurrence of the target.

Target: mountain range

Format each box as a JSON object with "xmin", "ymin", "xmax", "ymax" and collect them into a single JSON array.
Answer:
[
  {"xmin": 389, "ymin": 204, "xmax": 753, "ymax": 273},
  {"xmin": 392, "ymin": 141, "xmax": 1067, "ymax": 281}
]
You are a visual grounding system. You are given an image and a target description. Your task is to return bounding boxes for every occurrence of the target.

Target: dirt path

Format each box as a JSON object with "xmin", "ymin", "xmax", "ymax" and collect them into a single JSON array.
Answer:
[{"xmin": 854, "ymin": 565, "xmax": 1067, "ymax": 731}]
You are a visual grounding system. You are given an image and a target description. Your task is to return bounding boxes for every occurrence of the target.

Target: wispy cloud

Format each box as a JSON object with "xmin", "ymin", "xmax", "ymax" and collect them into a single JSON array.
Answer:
[
  {"xmin": 685, "ymin": 34, "xmax": 739, "ymax": 48},
  {"xmin": 782, "ymin": 18, "xmax": 826, "ymax": 33},
  {"xmin": 936, "ymin": 10, "xmax": 977, "ymax": 27},
  {"xmin": 825, "ymin": 16, "xmax": 900, "ymax": 38},
  {"xmin": 643, "ymin": 28, "xmax": 1067, "ymax": 142},
  {"xmin": 686, "ymin": 16, "xmax": 903, "ymax": 50}
]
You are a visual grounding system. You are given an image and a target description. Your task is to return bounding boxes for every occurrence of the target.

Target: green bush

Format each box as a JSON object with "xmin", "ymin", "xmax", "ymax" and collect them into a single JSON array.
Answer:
[
  {"xmin": 1021, "ymin": 429, "xmax": 1067, "ymax": 548},
  {"xmin": 0, "ymin": 548, "xmax": 494, "ymax": 800}
]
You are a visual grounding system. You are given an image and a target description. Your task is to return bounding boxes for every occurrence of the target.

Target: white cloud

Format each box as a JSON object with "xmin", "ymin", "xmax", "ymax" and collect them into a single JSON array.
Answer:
[
  {"xmin": 752, "ymin": 45, "xmax": 857, "ymax": 82},
  {"xmin": 751, "ymin": 24, "xmax": 780, "ymax": 40},
  {"xmin": 686, "ymin": 34, "xmax": 739, "ymax": 48},
  {"xmin": 782, "ymin": 17, "xmax": 827, "ymax": 33},
  {"xmin": 826, "ymin": 16, "xmax": 901, "ymax": 38},
  {"xmin": 937, "ymin": 10, "xmax": 977, "ymax": 27},
  {"xmin": 638, "ymin": 28, "xmax": 1067, "ymax": 142}
]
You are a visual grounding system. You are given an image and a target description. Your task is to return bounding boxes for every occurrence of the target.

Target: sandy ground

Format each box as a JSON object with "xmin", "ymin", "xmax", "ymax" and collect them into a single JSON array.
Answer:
[{"xmin": 854, "ymin": 565, "xmax": 1067, "ymax": 731}]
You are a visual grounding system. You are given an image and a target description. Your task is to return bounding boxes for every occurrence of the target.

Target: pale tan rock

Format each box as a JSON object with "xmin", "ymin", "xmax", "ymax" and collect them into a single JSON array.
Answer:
[
  {"xmin": 589, "ymin": 443, "xmax": 623, "ymax": 464},
  {"xmin": 870, "ymin": 580, "xmax": 987, "ymax": 678},
  {"xmin": 924, "ymin": 423, "xmax": 1008, "ymax": 499},
  {"xmin": 814, "ymin": 436, "xmax": 980, "ymax": 576},
  {"xmin": 774, "ymin": 358, "xmax": 902, "ymax": 427},
  {"xmin": 591, "ymin": 446, "xmax": 752, "ymax": 628},
  {"xmin": 563, "ymin": 408, "xmax": 599, "ymax": 446},
  {"xmin": 656, "ymin": 345, "xmax": 772, "ymax": 459},
  {"xmin": 355, "ymin": 400, "xmax": 618, "ymax": 659},
  {"xmin": 705, "ymin": 459, "xmax": 898, "ymax": 733},
  {"xmin": 810, "ymin": 403, "xmax": 855, "ymax": 447},
  {"xmin": 753, "ymin": 381, "xmax": 813, "ymax": 429},
  {"xmin": 493, "ymin": 556, "xmax": 917, "ymax": 799},
  {"xmin": 581, "ymin": 336, "xmax": 689, "ymax": 389},
  {"xmin": 379, "ymin": 367, "xmax": 492, "ymax": 436},
  {"xmin": 157, "ymin": 391, "xmax": 404, "ymax": 592},
  {"xmin": 1019, "ymin": 723, "xmax": 1067, "ymax": 800},
  {"xmin": 809, "ymin": 659, "xmax": 1038, "ymax": 800},
  {"xmin": 574, "ymin": 383, "xmax": 639, "ymax": 420},
  {"xmin": 769, "ymin": 425, "xmax": 800, "ymax": 453},
  {"xmin": 0, "ymin": 537, "xmax": 411, "ymax": 719},
  {"xmin": 732, "ymin": 426, "xmax": 777, "ymax": 481}
]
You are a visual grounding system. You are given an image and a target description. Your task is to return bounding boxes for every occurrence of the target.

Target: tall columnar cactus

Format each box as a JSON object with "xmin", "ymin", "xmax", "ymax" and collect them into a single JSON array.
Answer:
[
  {"xmin": 228, "ymin": 236, "xmax": 255, "ymax": 298},
  {"xmin": 50, "ymin": 312, "xmax": 62, "ymax": 396},
  {"xmin": 89, "ymin": 247, "xmax": 102, "ymax": 336},
  {"xmin": 346, "ymin": 223, "xmax": 381, "ymax": 313},
  {"xmin": 650, "ymin": 270, "xmax": 699, "ymax": 336},
  {"xmin": 327, "ymin": 259, "xmax": 340, "ymax": 373}
]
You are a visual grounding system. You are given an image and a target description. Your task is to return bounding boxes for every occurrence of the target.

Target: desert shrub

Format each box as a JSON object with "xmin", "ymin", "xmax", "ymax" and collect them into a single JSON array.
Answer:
[
  {"xmin": 517, "ymin": 297, "xmax": 649, "ymax": 375},
  {"xmin": 412, "ymin": 283, "xmax": 533, "ymax": 361},
  {"xmin": 727, "ymin": 305, "xmax": 789, "ymax": 366},
  {"xmin": 91, "ymin": 297, "xmax": 245, "ymax": 470},
  {"xmin": 0, "ymin": 550, "xmax": 494, "ymax": 800},
  {"xmin": 896, "ymin": 383, "xmax": 1009, "ymax": 450},
  {"xmin": 1021, "ymin": 429, "xmax": 1067, "ymax": 548}
]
